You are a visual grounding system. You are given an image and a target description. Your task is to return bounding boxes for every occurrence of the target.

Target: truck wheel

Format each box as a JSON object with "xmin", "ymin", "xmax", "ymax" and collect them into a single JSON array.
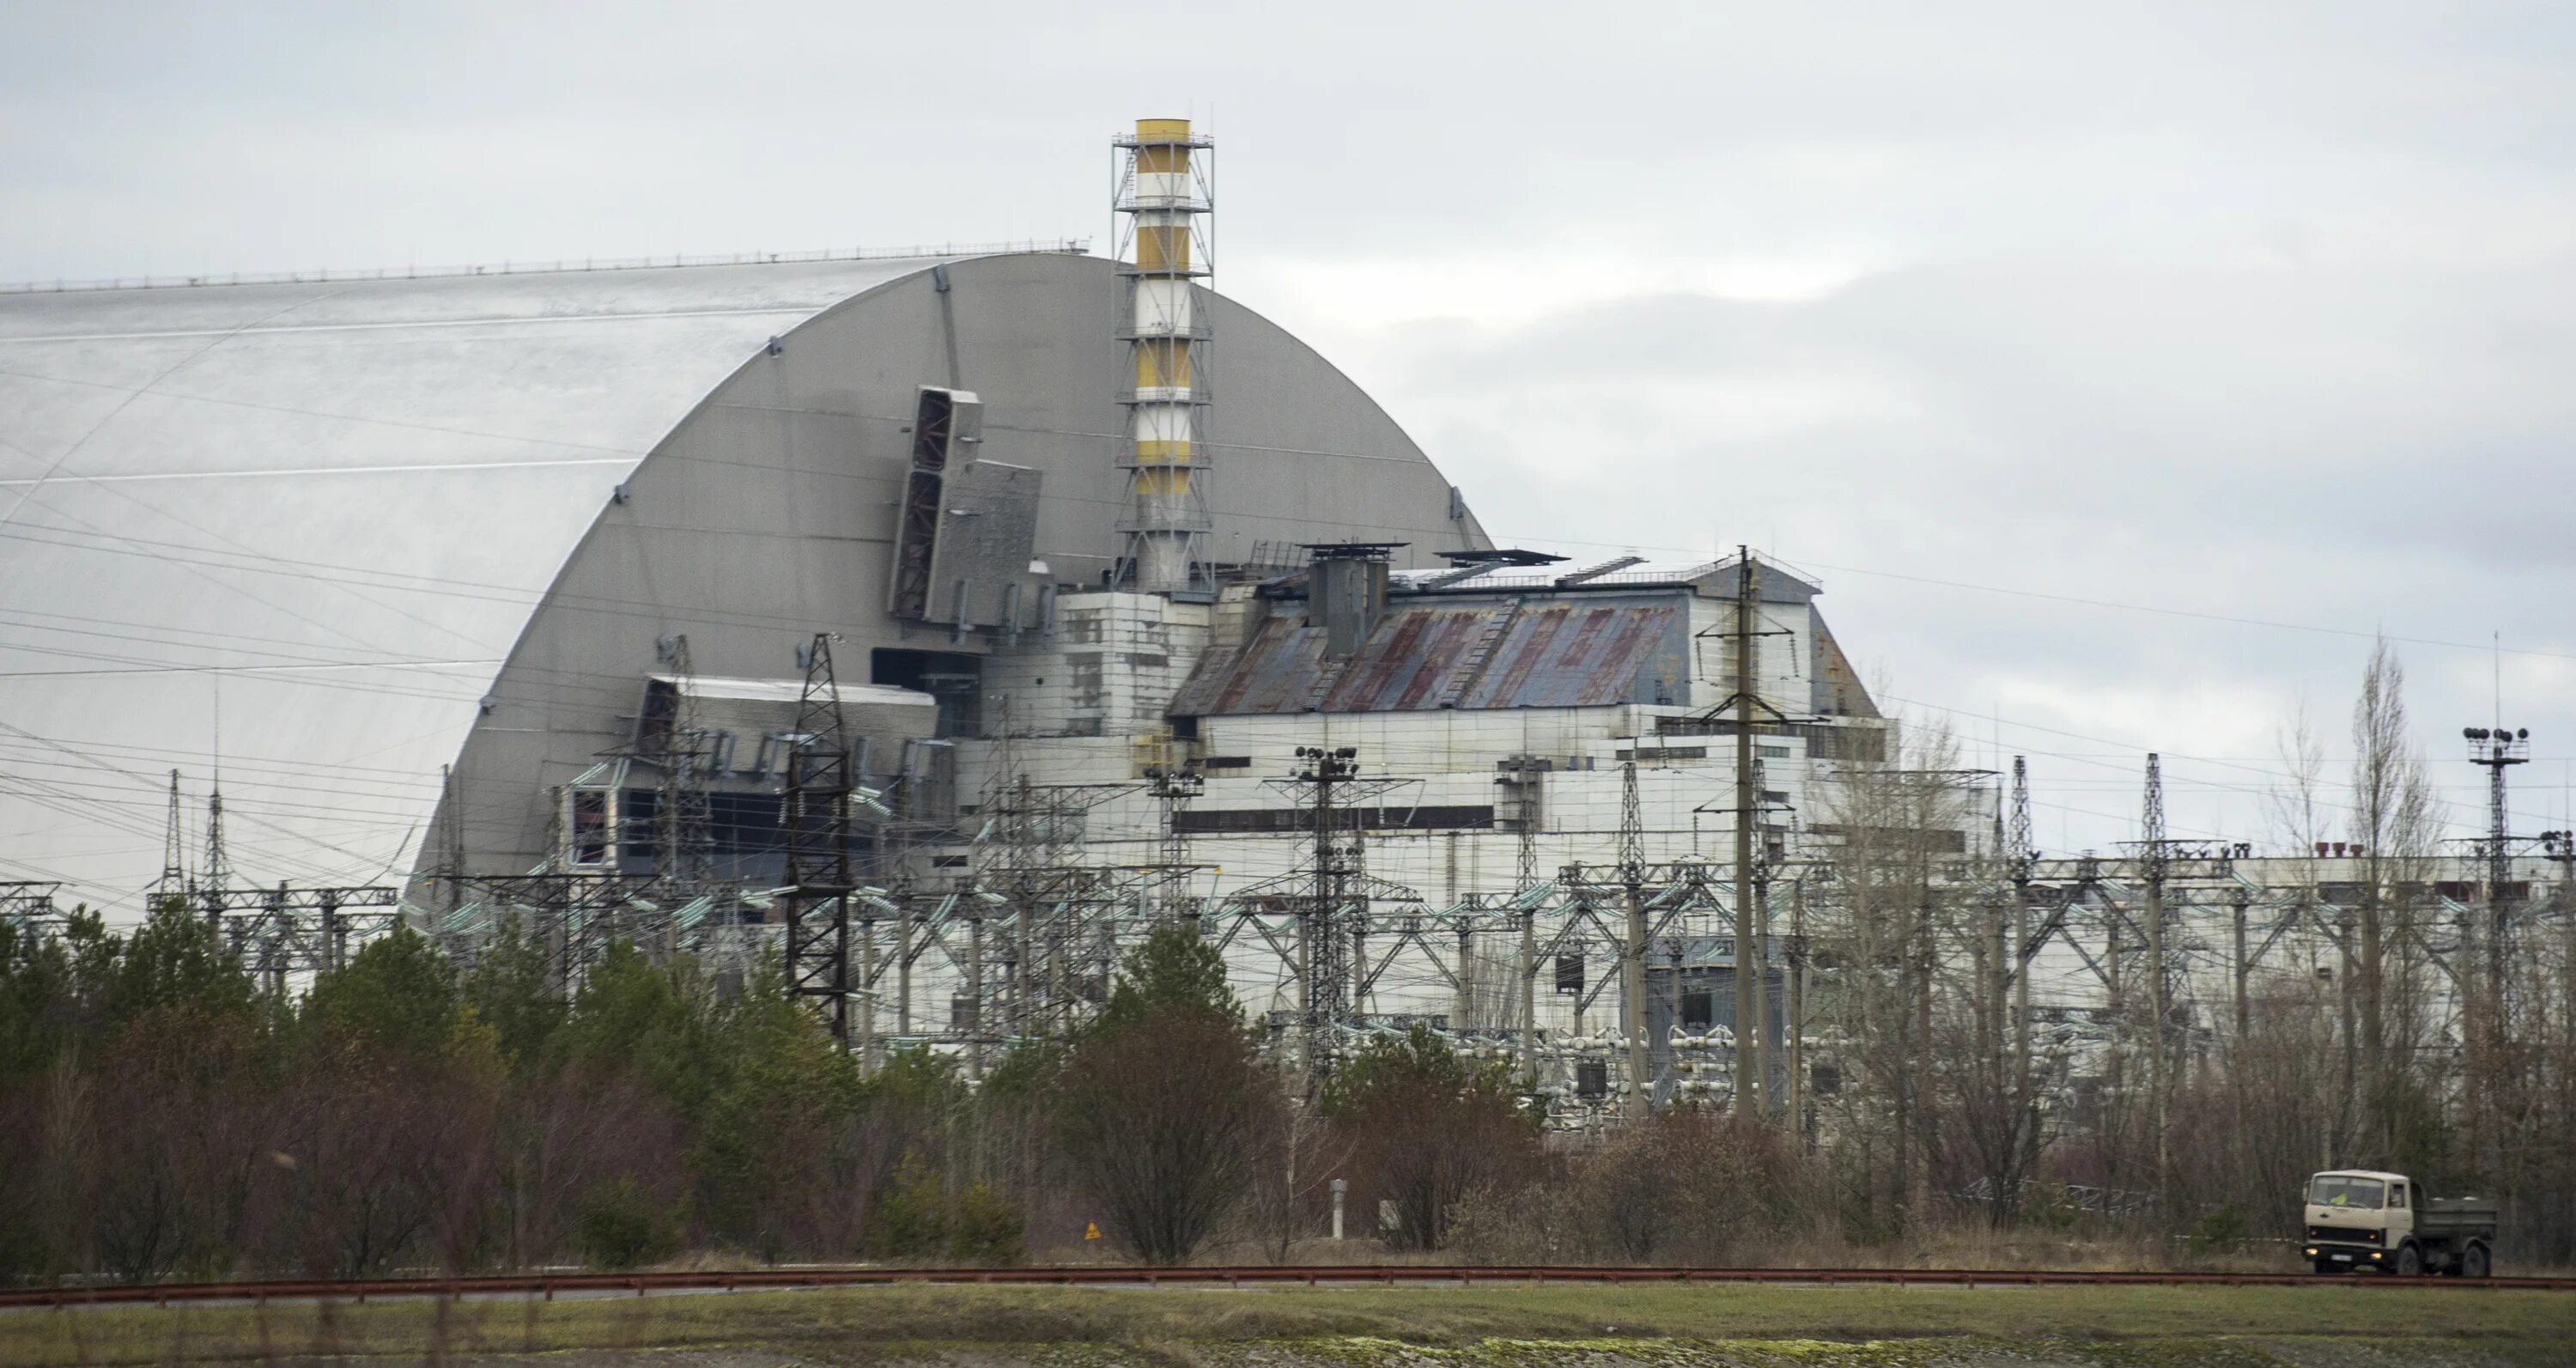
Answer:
[
  {"xmin": 2464, "ymin": 1243, "xmax": 2490, "ymax": 1279},
  {"xmin": 2395, "ymin": 1243, "xmax": 2423, "ymax": 1277},
  {"xmin": 2312, "ymin": 1259, "xmax": 2337, "ymax": 1276}
]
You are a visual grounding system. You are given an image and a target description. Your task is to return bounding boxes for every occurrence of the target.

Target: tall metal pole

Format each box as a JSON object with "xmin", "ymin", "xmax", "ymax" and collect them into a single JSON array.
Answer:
[
  {"xmin": 1619, "ymin": 758, "xmax": 1650, "ymax": 1122},
  {"xmin": 2009, "ymin": 757, "xmax": 2035, "ymax": 1113},
  {"xmin": 1518, "ymin": 906, "xmax": 1540, "ymax": 1089},
  {"xmin": 1731, "ymin": 547, "xmax": 1764, "ymax": 1116},
  {"xmin": 2142, "ymin": 754, "xmax": 2171, "ymax": 1207},
  {"xmin": 1786, "ymin": 875, "xmax": 1809, "ymax": 1147},
  {"xmin": 154, "ymin": 769, "xmax": 186, "ymax": 907}
]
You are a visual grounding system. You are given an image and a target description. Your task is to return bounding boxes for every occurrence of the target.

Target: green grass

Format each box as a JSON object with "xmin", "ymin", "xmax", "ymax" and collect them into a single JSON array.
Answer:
[{"xmin": 3, "ymin": 1282, "xmax": 2573, "ymax": 1366}]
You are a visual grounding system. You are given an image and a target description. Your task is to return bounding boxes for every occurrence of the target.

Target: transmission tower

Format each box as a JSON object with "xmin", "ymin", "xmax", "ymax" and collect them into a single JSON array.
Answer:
[
  {"xmin": 2008, "ymin": 757, "xmax": 2036, "ymax": 1081},
  {"xmin": 2141, "ymin": 752, "xmax": 2172, "ymax": 1201},
  {"xmin": 152, "ymin": 769, "xmax": 187, "ymax": 906},
  {"xmin": 781, "ymin": 633, "xmax": 859, "ymax": 1047},
  {"xmin": 197, "ymin": 782, "xmax": 233, "ymax": 929},
  {"xmin": 0, "ymin": 882, "xmax": 64, "ymax": 933}
]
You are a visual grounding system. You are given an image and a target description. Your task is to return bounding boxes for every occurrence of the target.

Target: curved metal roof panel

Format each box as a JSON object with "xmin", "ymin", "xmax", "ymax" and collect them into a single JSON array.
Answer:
[{"xmin": 0, "ymin": 256, "xmax": 953, "ymax": 909}]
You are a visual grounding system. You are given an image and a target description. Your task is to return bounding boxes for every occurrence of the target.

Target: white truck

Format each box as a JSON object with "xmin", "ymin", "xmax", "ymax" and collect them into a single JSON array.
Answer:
[{"xmin": 2303, "ymin": 1170, "xmax": 2498, "ymax": 1277}]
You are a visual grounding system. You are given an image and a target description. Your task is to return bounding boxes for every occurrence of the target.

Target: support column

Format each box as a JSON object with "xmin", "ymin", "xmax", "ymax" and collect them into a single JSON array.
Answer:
[
  {"xmin": 1519, "ymin": 909, "xmax": 1540, "ymax": 1089},
  {"xmin": 1624, "ymin": 883, "xmax": 1649, "ymax": 1121}
]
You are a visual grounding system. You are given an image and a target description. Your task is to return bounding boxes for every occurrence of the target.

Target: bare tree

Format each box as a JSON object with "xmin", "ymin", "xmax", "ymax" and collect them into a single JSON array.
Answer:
[
  {"xmin": 1053, "ymin": 1009, "xmax": 1281, "ymax": 1264},
  {"xmin": 1810, "ymin": 714, "xmax": 1978, "ymax": 1240},
  {"xmin": 1247, "ymin": 1095, "xmax": 1352, "ymax": 1263},
  {"xmin": 2346, "ymin": 636, "xmax": 2445, "ymax": 1170}
]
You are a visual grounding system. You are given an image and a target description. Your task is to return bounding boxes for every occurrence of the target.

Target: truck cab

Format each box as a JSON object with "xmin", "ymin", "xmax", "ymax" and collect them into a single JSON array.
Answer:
[{"xmin": 2303, "ymin": 1170, "xmax": 2496, "ymax": 1277}]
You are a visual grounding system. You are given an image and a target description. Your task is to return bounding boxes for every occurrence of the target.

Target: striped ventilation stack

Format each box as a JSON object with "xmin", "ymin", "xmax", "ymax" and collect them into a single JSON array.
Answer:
[{"xmin": 1114, "ymin": 118, "xmax": 1214, "ymax": 593}]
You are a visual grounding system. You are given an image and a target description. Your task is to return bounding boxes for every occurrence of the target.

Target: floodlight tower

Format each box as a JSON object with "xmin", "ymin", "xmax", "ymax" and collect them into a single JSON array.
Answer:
[
  {"xmin": 1112, "ymin": 118, "xmax": 1215, "ymax": 594},
  {"xmin": 2466, "ymin": 727, "xmax": 2530, "ymax": 906},
  {"xmin": 2464, "ymin": 725, "xmax": 2530, "ymax": 1034}
]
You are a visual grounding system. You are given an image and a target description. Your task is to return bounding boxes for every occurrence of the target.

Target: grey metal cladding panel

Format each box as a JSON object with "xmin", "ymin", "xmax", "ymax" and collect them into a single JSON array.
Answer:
[
  {"xmin": 1457, "ymin": 604, "xmax": 1681, "ymax": 709},
  {"xmin": 1316, "ymin": 607, "xmax": 1509, "ymax": 713},
  {"xmin": 0, "ymin": 257, "xmax": 947, "ymax": 909},
  {"xmin": 922, "ymin": 460, "xmax": 1042, "ymax": 626}
]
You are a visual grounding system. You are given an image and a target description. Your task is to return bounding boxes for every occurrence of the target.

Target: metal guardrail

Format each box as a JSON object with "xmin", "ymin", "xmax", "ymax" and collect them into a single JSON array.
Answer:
[{"xmin": 6, "ymin": 1263, "xmax": 2572, "ymax": 1309}]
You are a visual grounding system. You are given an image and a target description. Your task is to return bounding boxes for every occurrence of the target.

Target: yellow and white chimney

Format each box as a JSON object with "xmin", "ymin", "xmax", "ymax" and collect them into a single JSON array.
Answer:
[{"xmin": 1114, "ymin": 118, "xmax": 1213, "ymax": 593}]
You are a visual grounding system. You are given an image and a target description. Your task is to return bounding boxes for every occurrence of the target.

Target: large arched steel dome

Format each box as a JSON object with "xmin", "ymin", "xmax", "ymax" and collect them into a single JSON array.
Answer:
[{"xmin": 0, "ymin": 251, "xmax": 1487, "ymax": 911}]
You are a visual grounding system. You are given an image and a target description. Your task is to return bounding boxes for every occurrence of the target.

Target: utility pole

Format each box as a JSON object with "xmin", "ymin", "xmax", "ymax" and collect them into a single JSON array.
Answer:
[
  {"xmin": 1785, "ymin": 873, "xmax": 1809, "ymax": 1148},
  {"xmin": 2142, "ymin": 754, "xmax": 2172, "ymax": 1205},
  {"xmin": 1618, "ymin": 757, "xmax": 1650, "ymax": 1121},
  {"xmin": 1510, "ymin": 751, "xmax": 1545, "ymax": 1090},
  {"xmin": 2008, "ymin": 757, "xmax": 2037, "ymax": 1140},
  {"xmin": 1732, "ymin": 550, "xmax": 1764, "ymax": 1116},
  {"xmin": 1518, "ymin": 897, "xmax": 1540, "ymax": 1090}
]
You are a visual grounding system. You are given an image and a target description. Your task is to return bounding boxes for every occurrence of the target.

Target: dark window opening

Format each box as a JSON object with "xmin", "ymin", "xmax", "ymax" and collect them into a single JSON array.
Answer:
[
  {"xmin": 1681, "ymin": 990, "xmax": 1714, "ymax": 1032},
  {"xmin": 872, "ymin": 648, "xmax": 982, "ymax": 738}
]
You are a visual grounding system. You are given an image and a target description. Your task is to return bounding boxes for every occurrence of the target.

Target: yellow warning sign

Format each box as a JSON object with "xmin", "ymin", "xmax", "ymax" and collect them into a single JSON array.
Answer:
[{"xmin": 1084, "ymin": 1222, "xmax": 1103, "ymax": 1241}]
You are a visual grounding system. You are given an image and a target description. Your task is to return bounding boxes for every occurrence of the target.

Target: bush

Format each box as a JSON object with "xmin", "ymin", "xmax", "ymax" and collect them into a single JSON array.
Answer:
[
  {"xmin": 951, "ymin": 1181, "xmax": 1024, "ymax": 1264},
  {"xmin": 2185, "ymin": 1200, "xmax": 2248, "ymax": 1255},
  {"xmin": 868, "ymin": 1153, "xmax": 949, "ymax": 1258},
  {"xmin": 1322, "ymin": 1024, "xmax": 1539, "ymax": 1250},
  {"xmin": 576, "ymin": 1175, "xmax": 683, "ymax": 1270}
]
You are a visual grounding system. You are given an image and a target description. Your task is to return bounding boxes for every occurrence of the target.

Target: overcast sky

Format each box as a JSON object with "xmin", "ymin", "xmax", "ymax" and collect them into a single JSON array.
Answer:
[{"xmin": 5, "ymin": 0, "xmax": 2571, "ymax": 857}]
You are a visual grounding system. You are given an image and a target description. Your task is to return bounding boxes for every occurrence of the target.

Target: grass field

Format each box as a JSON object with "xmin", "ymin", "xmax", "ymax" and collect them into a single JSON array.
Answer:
[{"xmin": 5, "ymin": 1281, "xmax": 2573, "ymax": 1367}]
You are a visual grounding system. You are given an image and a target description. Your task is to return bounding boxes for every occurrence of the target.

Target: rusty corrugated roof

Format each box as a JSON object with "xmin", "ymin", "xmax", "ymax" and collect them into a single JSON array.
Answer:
[{"xmin": 1171, "ymin": 601, "xmax": 1684, "ymax": 716}]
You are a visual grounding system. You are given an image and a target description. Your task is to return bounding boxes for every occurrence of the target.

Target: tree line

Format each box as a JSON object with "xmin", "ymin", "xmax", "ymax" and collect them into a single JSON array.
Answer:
[{"xmin": 2, "ymin": 907, "xmax": 1565, "ymax": 1282}]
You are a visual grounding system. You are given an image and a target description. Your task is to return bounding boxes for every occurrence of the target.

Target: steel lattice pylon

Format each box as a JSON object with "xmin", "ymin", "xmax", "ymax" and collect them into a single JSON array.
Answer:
[{"xmin": 781, "ymin": 634, "xmax": 861, "ymax": 1045}]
